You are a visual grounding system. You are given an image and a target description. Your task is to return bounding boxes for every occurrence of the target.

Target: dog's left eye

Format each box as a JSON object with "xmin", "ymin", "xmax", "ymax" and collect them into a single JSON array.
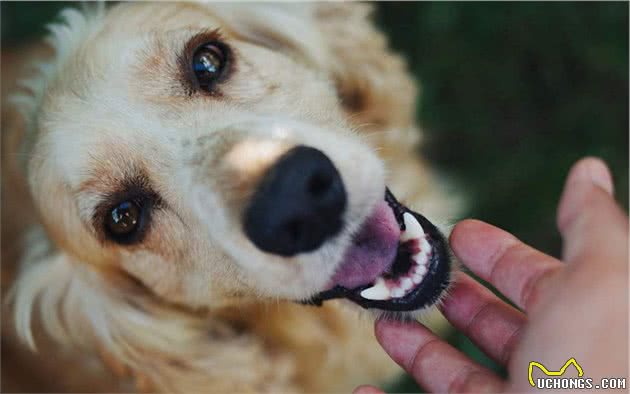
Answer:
[
  {"xmin": 104, "ymin": 200, "xmax": 146, "ymax": 244},
  {"xmin": 191, "ymin": 42, "xmax": 228, "ymax": 91}
]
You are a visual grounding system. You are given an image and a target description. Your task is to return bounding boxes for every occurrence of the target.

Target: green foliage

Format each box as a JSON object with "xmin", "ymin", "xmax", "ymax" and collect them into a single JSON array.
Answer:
[
  {"xmin": 1, "ymin": 2, "xmax": 71, "ymax": 46},
  {"xmin": 376, "ymin": 2, "xmax": 628, "ymax": 255}
]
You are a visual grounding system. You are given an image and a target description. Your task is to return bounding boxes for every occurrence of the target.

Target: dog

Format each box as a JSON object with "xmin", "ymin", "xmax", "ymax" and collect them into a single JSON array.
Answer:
[{"xmin": 1, "ymin": 3, "xmax": 461, "ymax": 392}]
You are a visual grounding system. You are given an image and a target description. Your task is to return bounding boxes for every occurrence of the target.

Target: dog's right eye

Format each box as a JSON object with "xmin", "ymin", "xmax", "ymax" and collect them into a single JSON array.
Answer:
[
  {"xmin": 104, "ymin": 200, "xmax": 146, "ymax": 244},
  {"xmin": 191, "ymin": 42, "xmax": 229, "ymax": 92}
]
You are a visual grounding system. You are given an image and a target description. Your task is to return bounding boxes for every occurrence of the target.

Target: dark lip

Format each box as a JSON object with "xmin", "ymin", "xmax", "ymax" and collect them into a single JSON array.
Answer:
[{"xmin": 302, "ymin": 188, "xmax": 451, "ymax": 312}]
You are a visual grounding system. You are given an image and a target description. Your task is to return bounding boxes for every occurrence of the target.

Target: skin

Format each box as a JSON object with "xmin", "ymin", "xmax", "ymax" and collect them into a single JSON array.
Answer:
[{"xmin": 356, "ymin": 157, "xmax": 629, "ymax": 393}]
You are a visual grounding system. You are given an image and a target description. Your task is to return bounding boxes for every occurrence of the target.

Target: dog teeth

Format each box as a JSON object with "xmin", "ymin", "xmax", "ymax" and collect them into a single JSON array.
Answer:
[
  {"xmin": 414, "ymin": 264, "xmax": 427, "ymax": 277},
  {"xmin": 359, "ymin": 212, "xmax": 434, "ymax": 301},
  {"xmin": 414, "ymin": 251, "xmax": 427, "ymax": 266},
  {"xmin": 360, "ymin": 279, "xmax": 390, "ymax": 301},
  {"xmin": 400, "ymin": 277, "xmax": 414, "ymax": 291},
  {"xmin": 420, "ymin": 237, "xmax": 431, "ymax": 253},
  {"xmin": 391, "ymin": 288, "xmax": 405, "ymax": 298},
  {"xmin": 411, "ymin": 252, "xmax": 429, "ymax": 283},
  {"xmin": 401, "ymin": 212, "xmax": 425, "ymax": 242}
]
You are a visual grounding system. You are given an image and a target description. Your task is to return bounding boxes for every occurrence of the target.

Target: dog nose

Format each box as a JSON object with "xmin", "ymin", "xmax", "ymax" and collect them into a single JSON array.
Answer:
[{"xmin": 244, "ymin": 146, "xmax": 346, "ymax": 256}]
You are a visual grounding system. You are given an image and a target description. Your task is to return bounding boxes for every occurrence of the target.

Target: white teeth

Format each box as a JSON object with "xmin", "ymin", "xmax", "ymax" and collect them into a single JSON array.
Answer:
[
  {"xmin": 360, "ymin": 279, "xmax": 390, "ymax": 300},
  {"xmin": 414, "ymin": 251, "xmax": 427, "ymax": 266},
  {"xmin": 412, "ymin": 265, "xmax": 428, "ymax": 284},
  {"xmin": 400, "ymin": 278, "xmax": 414, "ymax": 291},
  {"xmin": 391, "ymin": 288, "xmax": 405, "ymax": 298},
  {"xmin": 420, "ymin": 237, "xmax": 431, "ymax": 253},
  {"xmin": 358, "ymin": 211, "xmax": 433, "ymax": 302},
  {"xmin": 415, "ymin": 264, "xmax": 428, "ymax": 276},
  {"xmin": 401, "ymin": 212, "xmax": 425, "ymax": 242}
]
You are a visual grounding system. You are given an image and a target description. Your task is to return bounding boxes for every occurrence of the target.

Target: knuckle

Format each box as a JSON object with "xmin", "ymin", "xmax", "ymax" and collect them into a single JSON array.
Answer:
[
  {"xmin": 447, "ymin": 366, "xmax": 475, "ymax": 393},
  {"xmin": 487, "ymin": 241, "xmax": 520, "ymax": 284},
  {"xmin": 408, "ymin": 338, "xmax": 441, "ymax": 375},
  {"xmin": 500, "ymin": 325, "xmax": 523, "ymax": 366},
  {"xmin": 447, "ymin": 367, "xmax": 490, "ymax": 393},
  {"xmin": 466, "ymin": 298, "xmax": 497, "ymax": 334},
  {"xmin": 521, "ymin": 266, "xmax": 561, "ymax": 311}
]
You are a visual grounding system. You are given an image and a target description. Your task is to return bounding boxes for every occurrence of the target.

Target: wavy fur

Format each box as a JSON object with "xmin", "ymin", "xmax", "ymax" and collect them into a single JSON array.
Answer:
[{"xmin": 3, "ymin": 3, "xmax": 460, "ymax": 392}]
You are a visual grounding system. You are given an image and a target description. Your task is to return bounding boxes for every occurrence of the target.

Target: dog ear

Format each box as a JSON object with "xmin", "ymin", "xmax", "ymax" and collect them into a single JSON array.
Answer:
[
  {"xmin": 313, "ymin": 3, "xmax": 417, "ymax": 131},
  {"xmin": 9, "ymin": 228, "xmax": 293, "ymax": 391}
]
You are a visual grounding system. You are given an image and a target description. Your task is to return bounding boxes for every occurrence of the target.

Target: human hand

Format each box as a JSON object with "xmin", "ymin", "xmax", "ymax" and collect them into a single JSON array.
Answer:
[{"xmin": 355, "ymin": 157, "xmax": 628, "ymax": 393}]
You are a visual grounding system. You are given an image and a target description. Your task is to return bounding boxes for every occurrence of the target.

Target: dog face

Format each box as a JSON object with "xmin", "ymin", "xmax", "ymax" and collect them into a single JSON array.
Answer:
[{"xmin": 18, "ymin": 3, "xmax": 451, "ymax": 319}]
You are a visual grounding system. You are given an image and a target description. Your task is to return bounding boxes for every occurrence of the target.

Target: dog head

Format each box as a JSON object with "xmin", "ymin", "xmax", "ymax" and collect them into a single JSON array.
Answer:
[{"xmin": 11, "ymin": 2, "xmax": 452, "ymax": 357}]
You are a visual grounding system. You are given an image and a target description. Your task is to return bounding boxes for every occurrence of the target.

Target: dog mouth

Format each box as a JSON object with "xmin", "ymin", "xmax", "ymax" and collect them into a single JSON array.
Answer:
[{"xmin": 304, "ymin": 188, "xmax": 451, "ymax": 311}]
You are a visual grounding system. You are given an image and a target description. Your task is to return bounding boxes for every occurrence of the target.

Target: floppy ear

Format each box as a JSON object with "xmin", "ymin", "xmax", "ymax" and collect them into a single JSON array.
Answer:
[
  {"xmin": 313, "ymin": 3, "xmax": 417, "ymax": 131},
  {"xmin": 10, "ymin": 228, "xmax": 294, "ymax": 392}
]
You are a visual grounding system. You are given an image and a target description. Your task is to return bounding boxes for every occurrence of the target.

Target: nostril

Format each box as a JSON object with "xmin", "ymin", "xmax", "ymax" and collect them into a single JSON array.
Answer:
[{"xmin": 307, "ymin": 171, "xmax": 333, "ymax": 197}]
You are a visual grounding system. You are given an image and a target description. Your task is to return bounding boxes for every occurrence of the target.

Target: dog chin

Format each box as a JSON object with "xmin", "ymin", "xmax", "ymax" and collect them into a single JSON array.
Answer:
[{"xmin": 302, "ymin": 188, "xmax": 453, "ymax": 318}]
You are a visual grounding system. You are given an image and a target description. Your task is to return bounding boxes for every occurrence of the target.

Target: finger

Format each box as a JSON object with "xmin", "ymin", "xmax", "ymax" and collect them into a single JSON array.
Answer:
[
  {"xmin": 352, "ymin": 385, "xmax": 384, "ymax": 394},
  {"xmin": 375, "ymin": 319, "xmax": 503, "ymax": 393},
  {"xmin": 450, "ymin": 219, "xmax": 563, "ymax": 311},
  {"xmin": 557, "ymin": 157, "xmax": 628, "ymax": 264},
  {"xmin": 440, "ymin": 273, "xmax": 526, "ymax": 365}
]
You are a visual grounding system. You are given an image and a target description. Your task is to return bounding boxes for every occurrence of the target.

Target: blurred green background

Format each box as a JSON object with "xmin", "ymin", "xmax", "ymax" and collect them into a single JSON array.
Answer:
[
  {"xmin": 377, "ymin": 3, "xmax": 628, "ymax": 391},
  {"xmin": 2, "ymin": 2, "xmax": 628, "ymax": 393}
]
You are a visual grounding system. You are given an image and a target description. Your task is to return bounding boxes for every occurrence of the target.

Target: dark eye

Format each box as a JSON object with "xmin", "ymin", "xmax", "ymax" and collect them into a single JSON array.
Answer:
[
  {"xmin": 105, "ymin": 200, "xmax": 145, "ymax": 244},
  {"xmin": 191, "ymin": 42, "xmax": 228, "ymax": 91}
]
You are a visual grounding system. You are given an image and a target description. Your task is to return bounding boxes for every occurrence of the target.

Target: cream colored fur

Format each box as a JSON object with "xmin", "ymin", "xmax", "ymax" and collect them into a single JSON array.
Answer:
[{"xmin": 2, "ymin": 3, "xmax": 460, "ymax": 392}]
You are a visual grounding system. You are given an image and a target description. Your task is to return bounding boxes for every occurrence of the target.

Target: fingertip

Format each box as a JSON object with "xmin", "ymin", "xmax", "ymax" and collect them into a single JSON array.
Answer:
[
  {"xmin": 566, "ymin": 156, "xmax": 614, "ymax": 196},
  {"xmin": 449, "ymin": 220, "xmax": 518, "ymax": 278},
  {"xmin": 557, "ymin": 157, "xmax": 615, "ymax": 233},
  {"xmin": 373, "ymin": 317, "xmax": 390, "ymax": 345},
  {"xmin": 374, "ymin": 317, "xmax": 408, "ymax": 344},
  {"xmin": 374, "ymin": 318, "xmax": 430, "ymax": 367},
  {"xmin": 353, "ymin": 385, "xmax": 384, "ymax": 394},
  {"xmin": 449, "ymin": 219, "xmax": 486, "ymax": 250},
  {"xmin": 438, "ymin": 272, "xmax": 477, "ymax": 313}
]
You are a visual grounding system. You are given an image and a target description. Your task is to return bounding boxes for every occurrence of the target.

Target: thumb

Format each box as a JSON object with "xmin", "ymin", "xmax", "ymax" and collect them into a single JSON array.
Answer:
[{"xmin": 556, "ymin": 157, "xmax": 627, "ymax": 264}]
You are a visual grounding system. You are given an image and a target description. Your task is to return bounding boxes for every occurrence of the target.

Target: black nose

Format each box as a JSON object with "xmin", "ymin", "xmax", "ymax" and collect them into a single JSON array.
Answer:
[{"xmin": 243, "ymin": 146, "xmax": 346, "ymax": 256}]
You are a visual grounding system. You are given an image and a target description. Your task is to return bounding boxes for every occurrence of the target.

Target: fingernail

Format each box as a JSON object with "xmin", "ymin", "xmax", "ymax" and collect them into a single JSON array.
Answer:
[
  {"xmin": 571, "ymin": 157, "xmax": 614, "ymax": 196},
  {"xmin": 587, "ymin": 158, "xmax": 614, "ymax": 195}
]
